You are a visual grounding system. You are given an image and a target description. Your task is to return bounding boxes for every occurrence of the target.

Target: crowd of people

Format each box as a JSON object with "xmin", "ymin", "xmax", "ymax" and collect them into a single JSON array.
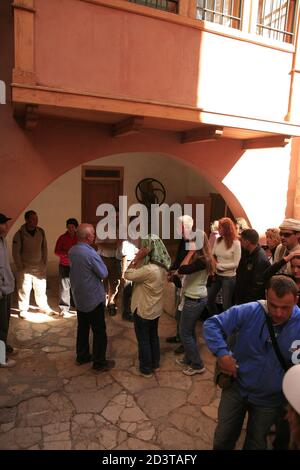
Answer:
[{"xmin": 1, "ymin": 209, "xmax": 300, "ymax": 450}]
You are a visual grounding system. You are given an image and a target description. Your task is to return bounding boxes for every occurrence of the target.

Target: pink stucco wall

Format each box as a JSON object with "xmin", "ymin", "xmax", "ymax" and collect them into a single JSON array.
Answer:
[
  {"xmin": 34, "ymin": 0, "xmax": 294, "ymax": 123},
  {"xmin": 0, "ymin": 104, "xmax": 245, "ymax": 228}
]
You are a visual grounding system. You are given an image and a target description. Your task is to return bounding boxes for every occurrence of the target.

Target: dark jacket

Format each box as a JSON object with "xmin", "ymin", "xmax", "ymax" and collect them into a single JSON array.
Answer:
[{"xmin": 235, "ymin": 245, "xmax": 270, "ymax": 304}]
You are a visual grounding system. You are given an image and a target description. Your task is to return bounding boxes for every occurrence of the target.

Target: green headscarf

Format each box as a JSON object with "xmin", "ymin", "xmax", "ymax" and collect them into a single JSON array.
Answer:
[{"xmin": 140, "ymin": 234, "xmax": 171, "ymax": 271}]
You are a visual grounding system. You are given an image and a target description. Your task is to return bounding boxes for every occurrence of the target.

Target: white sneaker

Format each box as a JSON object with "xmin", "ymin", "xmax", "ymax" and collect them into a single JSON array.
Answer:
[
  {"xmin": 44, "ymin": 310, "xmax": 57, "ymax": 316},
  {"xmin": 19, "ymin": 311, "xmax": 28, "ymax": 318},
  {"xmin": 0, "ymin": 359, "xmax": 16, "ymax": 368},
  {"xmin": 182, "ymin": 366, "xmax": 206, "ymax": 376}
]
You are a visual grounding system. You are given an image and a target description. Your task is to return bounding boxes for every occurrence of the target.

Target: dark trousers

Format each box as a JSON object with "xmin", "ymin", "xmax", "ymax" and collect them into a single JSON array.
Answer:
[
  {"xmin": 0, "ymin": 294, "xmax": 11, "ymax": 345},
  {"xmin": 134, "ymin": 311, "xmax": 160, "ymax": 374},
  {"xmin": 214, "ymin": 382, "xmax": 281, "ymax": 450},
  {"xmin": 122, "ymin": 280, "xmax": 133, "ymax": 314},
  {"xmin": 76, "ymin": 303, "xmax": 107, "ymax": 367},
  {"xmin": 58, "ymin": 265, "xmax": 74, "ymax": 311}
]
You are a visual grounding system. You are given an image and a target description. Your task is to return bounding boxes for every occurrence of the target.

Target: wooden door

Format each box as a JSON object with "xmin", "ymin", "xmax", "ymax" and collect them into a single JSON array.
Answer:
[
  {"xmin": 82, "ymin": 166, "xmax": 123, "ymax": 226},
  {"xmin": 184, "ymin": 196, "xmax": 211, "ymax": 235}
]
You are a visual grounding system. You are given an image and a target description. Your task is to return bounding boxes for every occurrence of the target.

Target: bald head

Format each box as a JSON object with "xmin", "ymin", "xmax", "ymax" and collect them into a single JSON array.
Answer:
[{"xmin": 77, "ymin": 224, "xmax": 95, "ymax": 244}]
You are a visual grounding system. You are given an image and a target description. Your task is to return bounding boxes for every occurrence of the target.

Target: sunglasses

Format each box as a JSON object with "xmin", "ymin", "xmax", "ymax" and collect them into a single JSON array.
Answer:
[{"xmin": 279, "ymin": 231, "xmax": 295, "ymax": 238}]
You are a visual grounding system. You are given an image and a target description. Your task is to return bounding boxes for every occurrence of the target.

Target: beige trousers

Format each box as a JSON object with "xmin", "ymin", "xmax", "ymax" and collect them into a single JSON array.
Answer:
[{"xmin": 18, "ymin": 271, "xmax": 50, "ymax": 312}]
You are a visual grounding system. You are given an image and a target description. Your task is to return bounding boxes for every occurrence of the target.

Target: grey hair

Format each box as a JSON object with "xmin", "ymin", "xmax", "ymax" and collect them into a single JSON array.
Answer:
[
  {"xmin": 178, "ymin": 215, "xmax": 193, "ymax": 231},
  {"xmin": 77, "ymin": 223, "xmax": 94, "ymax": 241}
]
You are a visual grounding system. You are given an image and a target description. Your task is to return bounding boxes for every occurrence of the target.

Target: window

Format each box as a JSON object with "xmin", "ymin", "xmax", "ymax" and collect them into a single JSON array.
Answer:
[
  {"xmin": 127, "ymin": 0, "xmax": 178, "ymax": 13},
  {"xmin": 256, "ymin": 0, "xmax": 297, "ymax": 43},
  {"xmin": 196, "ymin": 0, "xmax": 243, "ymax": 29}
]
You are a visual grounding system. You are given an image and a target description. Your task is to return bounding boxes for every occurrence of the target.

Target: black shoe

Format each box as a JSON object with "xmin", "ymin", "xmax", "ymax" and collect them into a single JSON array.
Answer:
[
  {"xmin": 122, "ymin": 312, "xmax": 134, "ymax": 322},
  {"xmin": 6, "ymin": 344, "xmax": 14, "ymax": 354},
  {"xmin": 92, "ymin": 359, "xmax": 115, "ymax": 372},
  {"xmin": 76, "ymin": 355, "xmax": 92, "ymax": 365},
  {"xmin": 166, "ymin": 336, "xmax": 180, "ymax": 344},
  {"xmin": 174, "ymin": 344, "xmax": 184, "ymax": 354},
  {"xmin": 108, "ymin": 305, "xmax": 117, "ymax": 316}
]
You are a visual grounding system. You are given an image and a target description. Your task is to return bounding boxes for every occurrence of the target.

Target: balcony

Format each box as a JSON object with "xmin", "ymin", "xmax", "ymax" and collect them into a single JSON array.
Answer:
[{"xmin": 11, "ymin": 0, "xmax": 300, "ymax": 140}]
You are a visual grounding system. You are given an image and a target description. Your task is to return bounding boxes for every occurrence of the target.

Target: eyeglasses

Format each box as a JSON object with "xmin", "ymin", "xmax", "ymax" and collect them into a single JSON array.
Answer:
[{"xmin": 279, "ymin": 231, "xmax": 295, "ymax": 238}]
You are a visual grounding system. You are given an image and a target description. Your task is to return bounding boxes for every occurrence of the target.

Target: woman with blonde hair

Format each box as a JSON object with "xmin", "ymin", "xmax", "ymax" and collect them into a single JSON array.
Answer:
[
  {"xmin": 265, "ymin": 228, "xmax": 281, "ymax": 264},
  {"xmin": 207, "ymin": 217, "xmax": 241, "ymax": 315},
  {"xmin": 175, "ymin": 230, "xmax": 216, "ymax": 375}
]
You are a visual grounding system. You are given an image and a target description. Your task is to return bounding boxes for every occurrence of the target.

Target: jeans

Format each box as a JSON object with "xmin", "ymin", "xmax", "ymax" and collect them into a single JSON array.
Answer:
[
  {"xmin": 207, "ymin": 275, "xmax": 236, "ymax": 315},
  {"xmin": 213, "ymin": 382, "xmax": 282, "ymax": 450},
  {"xmin": 179, "ymin": 296, "xmax": 206, "ymax": 368},
  {"xmin": 0, "ymin": 294, "xmax": 11, "ymax": 344},
  {"xmin": 76, "ymin": 302, "xmax": 107, "ymax": 367},
  {"xmin": 134, "ymin": 311, "xmax": 160, "ymax": 374},
  {"xmin": 175, "ymin": 308, "xmax": 182, "ymax": 341}
]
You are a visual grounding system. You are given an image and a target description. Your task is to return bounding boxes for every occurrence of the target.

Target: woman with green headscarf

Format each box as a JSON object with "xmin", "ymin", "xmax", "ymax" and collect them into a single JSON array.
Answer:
[{"xmin": 125, "ymin": 234, "xmax": 171, "ymax": 378}]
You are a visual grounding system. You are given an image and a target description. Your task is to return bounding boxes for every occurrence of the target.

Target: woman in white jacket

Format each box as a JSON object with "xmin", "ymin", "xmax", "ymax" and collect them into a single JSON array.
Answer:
[{"xmin": 207, "ymin": 217, "xmax": 241, "ymax": 315}]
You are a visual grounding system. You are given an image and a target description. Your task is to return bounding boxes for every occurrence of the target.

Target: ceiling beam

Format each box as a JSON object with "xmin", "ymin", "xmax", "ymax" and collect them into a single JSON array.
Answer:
[
  {"xmin": 24, "ymin": 105, "xmax": 39, "ymax": 130},
  {"xmin": 13, "ymin": 104, "xmax": 38, "ymax": 130},
  {"xmin": 181, "ymin": 126, "xmax": 223, "ymax": 144},
  {"xmin": 242, "ymin": 135, "xmax": 291, "ymax": 149},
  {"xmin": 112, "ymin": 116, "xmax": 144, "ymax": 137}
]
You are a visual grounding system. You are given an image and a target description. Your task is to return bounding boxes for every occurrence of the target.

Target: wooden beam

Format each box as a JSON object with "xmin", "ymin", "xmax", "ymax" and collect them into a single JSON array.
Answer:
[
  {"xmin": 242, "ymin": 135, "xmax": 291, "ymax": 149},
  {"xmin": 13, "ymin": 103, "xmax": 38, "ymax": 129},
  {"xmin": 112, "ymin": 116, "xmax": 144, "ymax": 137},
  {"xmin": 24, "ymin": 104, "xmax": 38, "ymax": 130},
  {"xmin": 181, "ymin": 126, "xmax": 223, "ymax": 143}
]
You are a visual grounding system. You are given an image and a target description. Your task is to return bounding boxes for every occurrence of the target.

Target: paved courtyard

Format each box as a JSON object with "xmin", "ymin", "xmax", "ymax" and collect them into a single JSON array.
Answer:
[{"xmin": 0, "ymin": 282, "xmax": 226, "ymax": 451}]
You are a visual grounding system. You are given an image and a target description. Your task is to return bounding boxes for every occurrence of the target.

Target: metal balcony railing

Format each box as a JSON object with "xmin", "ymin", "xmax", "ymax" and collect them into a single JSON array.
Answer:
[
  {"xmin": 196, "ymin": 0, "xmax": 243, "ymax": 30},
  {"xmin": 256, "ymin": 0, "xmax": 297, "ymax": 44},
  {"xmin": 127, "ymin": 0, "xmax": 179, "ymax": 14}
]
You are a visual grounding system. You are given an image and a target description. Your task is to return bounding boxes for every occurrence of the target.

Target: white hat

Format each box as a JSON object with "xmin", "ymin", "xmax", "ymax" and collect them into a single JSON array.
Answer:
[
  {"xmin": 279, "ymin": 218, "xmax": 300, "ymax": 232},
  {"xmin": 282, "ymin": 364, "xmax": 300, "ymax": 414}
]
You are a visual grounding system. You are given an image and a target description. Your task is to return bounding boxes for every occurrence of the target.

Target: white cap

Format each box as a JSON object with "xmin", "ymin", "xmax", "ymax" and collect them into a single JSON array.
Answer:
[{"xmin": 282, "ymin": 364, "xmax": 300, "ymax": 414}]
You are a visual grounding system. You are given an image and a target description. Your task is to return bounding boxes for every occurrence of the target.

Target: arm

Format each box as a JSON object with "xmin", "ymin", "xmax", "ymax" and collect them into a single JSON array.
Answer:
[
  {"xmin": 178, "ymin": 258, "xmax": 207, "ymax": 275},
  {"xmin": 125, "ymin": 265, "xmax": 151, "ymax": 283},
  {"xmin": 41, "ymin": 229, "xmax": 48, "ymax": 266},
  {"xmin": 203, "ymin": 305, "xmax": 248, "ymax": 376},
  {"xmin": 54, "ymin": 235, "xmax": 67, "ymax": 262},
  {"xmin": 250, "ymin": 256, "xmax": 271, "ymax": 295},
  {"xmin": 12, "ymin": 231, "xmax": 23, "ymax": 270},
  {"xmin": 203, "ymin": 305, "xmax": 248, "ymax": 357},
  {"xmin": 262, "ymin": 259, "xmax": 287, "ymax": 283},
  {"xmin": 121, "ymin": 255, "xmax": 127, "ymax": 279},
  {"xmin": 91, "ymin": 253, "xmax": 108, "ymax": 280},
  {"xmin": 124, "ymin": 247, "xmax": 151, "ymax": 282}
]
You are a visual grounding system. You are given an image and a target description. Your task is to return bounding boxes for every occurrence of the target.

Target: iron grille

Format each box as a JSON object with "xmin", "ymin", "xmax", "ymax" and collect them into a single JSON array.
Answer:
[
  {"xmin": 196, "ymin": 0, "xmax": 243, "ymax": 29},
  {"xmin": 256, "ymin": 0, "xmax": 297, "ymax": 43}
]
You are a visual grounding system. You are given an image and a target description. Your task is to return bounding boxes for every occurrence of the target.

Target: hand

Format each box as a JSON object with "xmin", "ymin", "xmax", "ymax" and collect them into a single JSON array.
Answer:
[
  {"xmin": 285, "ymin": 250, "xmax": 300, "ymax": 262},
  {"xmin": 167, "ymin": 270, "xmax": 175, "ymax": 280},
  {"xmin": 134, "ymin": 247, "xmax": 151, "ymax": 262},
  {"xmin": 218, "ymin": 355, "xmax": 239, "ymax": 378}
]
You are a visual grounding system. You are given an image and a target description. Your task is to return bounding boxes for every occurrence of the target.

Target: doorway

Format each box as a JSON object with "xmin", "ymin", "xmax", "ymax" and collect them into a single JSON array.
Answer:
[{"xmin": 82, "ymin": 166, "xmax": 123, "ymax": 226}]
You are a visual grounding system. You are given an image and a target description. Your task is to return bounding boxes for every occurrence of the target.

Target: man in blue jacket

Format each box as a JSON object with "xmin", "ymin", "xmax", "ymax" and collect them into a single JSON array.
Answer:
[
  {"xmin": 69, "ymin": 224, "xmax": 115, "ymax": 372},
  {"xmin": 203, "ymin": 275, "xmax": 300, "ymax": 450}
]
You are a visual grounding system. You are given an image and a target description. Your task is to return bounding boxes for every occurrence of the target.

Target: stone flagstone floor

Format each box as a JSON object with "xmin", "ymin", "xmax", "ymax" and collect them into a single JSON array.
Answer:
[{"xmin": 0, "ymin": 284, "xmax": 229, "ymax": 451}]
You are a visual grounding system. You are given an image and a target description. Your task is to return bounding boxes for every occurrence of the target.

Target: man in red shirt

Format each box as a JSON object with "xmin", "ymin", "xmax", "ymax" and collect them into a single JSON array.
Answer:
[{"xmin": 55, "ymin": 218, "xmax": 78, "ymax": 316}]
